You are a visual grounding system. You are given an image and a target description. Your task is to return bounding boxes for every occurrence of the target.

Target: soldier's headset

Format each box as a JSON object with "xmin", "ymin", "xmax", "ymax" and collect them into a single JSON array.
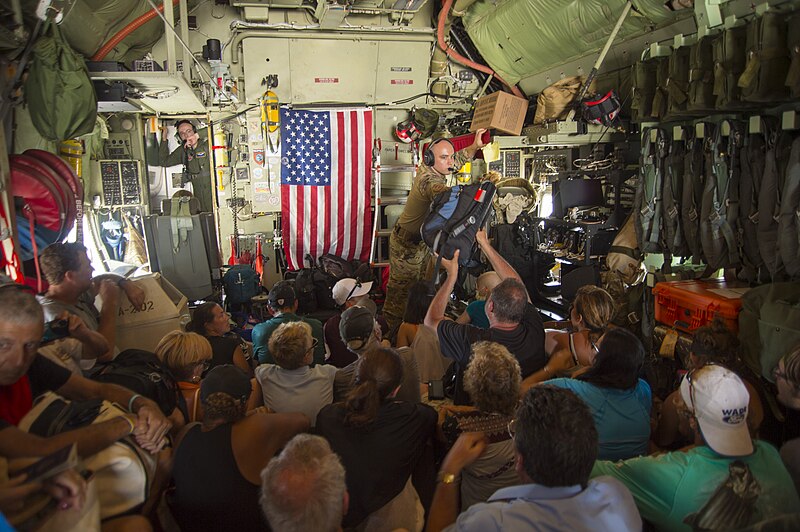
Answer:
[{"xmin": 423, "ymin": 138, "xmax": 455, "ymax": 167}]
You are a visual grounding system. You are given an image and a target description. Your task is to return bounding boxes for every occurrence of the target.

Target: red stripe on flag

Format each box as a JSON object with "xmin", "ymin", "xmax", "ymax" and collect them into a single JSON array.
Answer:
[
  {"xmin": 281, "ymin": 181, "xmax": 293, "ymax": 269},
  {"xmin": 361, "ymin": 111, "xmax": 373, "ymax": 263},
  {"xmin": 295, "ymin": 185, "xmax": 305, "ymax": 268},
  {"xmin": 349, "ymin": 110, "xmax": 359, "ymax": 257},
  {"xmin": 309, "ymin": 183, "xmax": 318, "ymax": 260},
  {"xmin": 335, "ymin": 112, "xmax": 346, "ymax": 257}
]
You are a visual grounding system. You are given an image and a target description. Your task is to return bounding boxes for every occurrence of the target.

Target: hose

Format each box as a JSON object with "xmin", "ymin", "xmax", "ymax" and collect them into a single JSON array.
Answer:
[
  {"xmin": 436, "ymin": 0, "xmax": 525, "ymax": 99},
  {"xmin": 91, "ymin": 0, "xmax": 180, "ymax": 61}
]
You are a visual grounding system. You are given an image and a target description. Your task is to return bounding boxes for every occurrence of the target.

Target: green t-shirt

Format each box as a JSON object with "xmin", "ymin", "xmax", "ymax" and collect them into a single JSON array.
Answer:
[
  {"xmin": 251, "ymin": 312, "xmax": 325, "ymax": 366},
  {"xmin": 591, "ymin": 441, "xmax": 800, "ymax": 531}
]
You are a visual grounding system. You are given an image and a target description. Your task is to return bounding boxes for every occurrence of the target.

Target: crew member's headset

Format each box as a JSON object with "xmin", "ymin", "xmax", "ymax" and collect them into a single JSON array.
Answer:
[{"xmin": 422, "ymin": 137, "xmax": 455, "ymax": 167}]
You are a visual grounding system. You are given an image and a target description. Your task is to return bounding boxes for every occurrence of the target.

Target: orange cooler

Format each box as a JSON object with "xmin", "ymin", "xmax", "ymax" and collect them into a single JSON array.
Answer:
[{"xmin": 653, "ymin": 279, "xmax": 746, "ymax": 334}]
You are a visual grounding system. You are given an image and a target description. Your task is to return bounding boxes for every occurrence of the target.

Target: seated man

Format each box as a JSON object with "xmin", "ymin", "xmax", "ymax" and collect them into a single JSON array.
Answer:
[
  {"xmin": 251, "ymin": 281, "xmax": 325, "ymax": 366},
  {"xmin": 37, "ymin": 243, "xmax": 146, "ymax": 368},
  {"xmin": 427, "ymin": 385, "xmax": 642, "ymax": 531},
  {"xmin": 593, "ymin": 365, "xmax": 800, "ymax": 530},
  {"xmin": 425, "ymin": 230, "xmax": 546, "ymax": 404},
  {"xmin": 253, "ymin": 321, "xmax": 337, "ymax": 427},
  {"xmin": 260, "ymin": 434, "xmax": 348, "ymax": 532},
  {"xmin": 324, "ymin": 278, "xmax": 387, "ymax": 368},
  {"xmin": 0, "ymin": 284, "xmax": 171, "ymax": 459},
  {"xmin": 334, "ymin": 303, "xmax": 419, "ymax": 404}
]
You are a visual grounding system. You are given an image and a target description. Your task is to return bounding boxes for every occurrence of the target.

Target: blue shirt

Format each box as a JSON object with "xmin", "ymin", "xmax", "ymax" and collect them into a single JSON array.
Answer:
[
  {"xmin": 548, "ymin": 378, "xmax": 652, "ymax": 461},
  {"xmin": 465, "ymin": 300, "xmax": 490, "ymax": 329},
  {"xmin": 443, "ymin": 478, "xmax": 641, "ymax": 532},
  {"xmin": 251, "ymin": 312, "xmax": 325, "ymax": 366}
]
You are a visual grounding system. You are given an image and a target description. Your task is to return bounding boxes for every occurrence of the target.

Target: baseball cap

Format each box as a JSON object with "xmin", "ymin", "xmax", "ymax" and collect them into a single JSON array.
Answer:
[
  {"xmin": 268, "ymin": 280, "xmax": 296, "ymax": 308},
  {"xmin": 200, "ymin": 365, "xmax": 252, "ymax": 403},
  {"xmin": 339, "ymin": 304, "xmax": 376, "ymax": 350},
  {"xmin": 332, "ymin": 278, "xmax": 373, "ymax": 306},
  {"xmin": 680, "ymin": 365, "xmax": 753, "ymax": 456}
]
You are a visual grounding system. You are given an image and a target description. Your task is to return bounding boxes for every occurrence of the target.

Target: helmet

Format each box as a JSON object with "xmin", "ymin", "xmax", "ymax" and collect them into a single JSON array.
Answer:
[
  {"xmin": 395, "ymin": 119, "xmax": 421, "ymax": 143},
  {"xmin": 581, "ymin": 90, "xmax": 622, "ymax": 127}
]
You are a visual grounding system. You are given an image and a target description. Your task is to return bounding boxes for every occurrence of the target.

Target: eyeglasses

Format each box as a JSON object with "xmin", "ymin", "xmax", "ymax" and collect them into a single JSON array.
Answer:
[
  {"xmin": 307, "ymin": 338, "xmax": 319, "ymax": 353},
  {"xmin": 198, "ymin": 360, "xmax": 211, "ymax": 372},
  {"xmin": 507, "ymin": 418, "xmax": 517, "ymax": 439}
]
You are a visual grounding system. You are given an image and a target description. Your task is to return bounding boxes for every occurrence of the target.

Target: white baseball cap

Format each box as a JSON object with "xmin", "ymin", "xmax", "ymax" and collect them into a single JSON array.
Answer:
[
  {"xmin": 680, "ymin": 365, "xmax": 753, "ymax": 456},
  {"xmin": 332, "ymin": 278, "xmax": 373, "ymax": 306}
]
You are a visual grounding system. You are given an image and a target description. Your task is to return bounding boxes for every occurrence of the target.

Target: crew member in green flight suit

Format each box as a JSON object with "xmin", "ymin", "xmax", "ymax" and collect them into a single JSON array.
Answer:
[{"xmin": 159, "ymin": 119, "xmax": 214, "ymax": 213}]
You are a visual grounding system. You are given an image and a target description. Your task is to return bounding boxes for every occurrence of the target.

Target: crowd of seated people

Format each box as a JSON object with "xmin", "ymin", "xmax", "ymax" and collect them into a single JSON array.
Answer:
[{"xmin": 4, "ymin": 231, "xmax": 800, "ymax": 532}]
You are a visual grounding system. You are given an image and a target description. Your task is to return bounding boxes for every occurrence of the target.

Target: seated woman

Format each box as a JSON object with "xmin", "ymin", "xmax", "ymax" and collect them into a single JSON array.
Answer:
[
  {"xmin": 168, "ymin": 365, "xmax": 309, "ymax": 532},
  {"xmin": 521, "ymin": 285, "xmax": 615, "ymax": 390},
  {"xmin": 155, "ymin": 330, "xmax": 213, "ymax": 423},
  {"xmin": 252, "ymin": 321, "xmax": 337, "ymax": 427},
  {"xmin": 316, "ymin": 346, "xmax": 436, "ymax": 531},
  {"xmin": 456, "ymin": 271, "xmax": 501, "ymax": 329},
  {"xmin": 439, "ymin": 341, "xmax": 519, "ymax": 510},
  {"xmin": 547, "ymin": 328, "xmax": 651, "ymax": 461},
  {"xmin": 396, "ymin": 281, "xmax": 434, "ymax": 348},
  {"xmin": 653, "ymin": 317, "xmax": 765, "ymax": 450},
  {"xmin": 186, "ymin": 302, "xmax": 251, "ymax": 375}
]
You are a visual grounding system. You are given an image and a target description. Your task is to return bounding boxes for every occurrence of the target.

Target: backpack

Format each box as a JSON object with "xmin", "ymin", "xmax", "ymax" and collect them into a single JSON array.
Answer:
[
  {"xmin": 687, "ymin": 35, "xmax": 716, "ymax": 112},
  {"xmin": 739, "ymin": 117, "xmax": 778, "ymax": 282},
  {"xmin": 91, "ymin": 349, "xmax": 178, "ymax": 416},
  {"xmin": 712, "ymin": 25, "xmax": 748, "ymax": 109},
  {"xmin": 24, "ymin": 23, "xmax": 97, "ymax": 142},
  {"xmin": 634, "ymin": 127, "xmax": 666, "ymax": 253},
  {"xmin": 287, "ymin": 269, "xmax": 318, "ymax": 314},
  {"xmin": 778, "ymin": 136, "xmax": 800, "ymax": 278},
  {"xmin": 664, "ymin": 45, "xmax": 691, "ymax": 120},
  {"xmin": 421, "ymin": 181, "xmax": 496, "ymax": 276},
  {"xmin": 318, "ymin": 253, "xmax": 354, "ymax": 280},
  {"xmin": 630, "ymin": 59, "xmax": 657, "ymax": 121},
  {"xmin": 738, "ymin": 10, "xmax": 791, "ymax": 103},
  {"xmin": 700, "ymin": 120, "xmax": 744, "ymax": 271},
  {"xmin": 681, "ymin": 127, "xmax": 707, "ymax": 263},
  {"xmin": 758, "ymin": 131, "xmax": 796, "ymax": 281},
  {"xmin": 223, "ymin": 265, "xmax": 261, "ymax": 305},
  {"xmin": 662, "ymin": 133, "xmax": 688, "ymax": 257},
  {"xmin": 739, "ymin": 282, "xmax": 800, "ymax": 380},
  {"xmin": 650, "ymin": 57, "xmax": 670, "ymax": 119},
  {"xmin": 787, "ymin": 11, "xmax": 800, "ymax": 98}
]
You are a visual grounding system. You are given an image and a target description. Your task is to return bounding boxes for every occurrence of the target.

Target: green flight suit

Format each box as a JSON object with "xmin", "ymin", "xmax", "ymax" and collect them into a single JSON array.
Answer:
[
  {"xmin": 383, "ymin": 148, "xmax": 472, "ymax": 330},
  {"xmin": 158, "ymin": 128, "xmax": 214, "ymax": 212}
]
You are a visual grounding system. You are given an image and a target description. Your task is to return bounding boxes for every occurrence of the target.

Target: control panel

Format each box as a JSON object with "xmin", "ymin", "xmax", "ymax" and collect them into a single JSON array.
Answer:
[{"xmin": 99, "ymin": 160, "xmax": 142, "ymax": 206}]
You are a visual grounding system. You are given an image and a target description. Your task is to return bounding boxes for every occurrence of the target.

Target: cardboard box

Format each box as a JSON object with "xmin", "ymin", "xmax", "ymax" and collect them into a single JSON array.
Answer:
[
  {"xmin": 470, "ymin": 92, "xmax": 528, "ymax": 135},
  {"xmin": 106, "ymin": 273, "xmax": 190, "ymax": 352}
]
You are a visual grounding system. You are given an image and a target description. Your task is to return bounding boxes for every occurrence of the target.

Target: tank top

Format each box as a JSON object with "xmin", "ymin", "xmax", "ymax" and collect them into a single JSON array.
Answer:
[{"xmin": 169, "ymin": 424, "xmax": 268, "ymax": 531}]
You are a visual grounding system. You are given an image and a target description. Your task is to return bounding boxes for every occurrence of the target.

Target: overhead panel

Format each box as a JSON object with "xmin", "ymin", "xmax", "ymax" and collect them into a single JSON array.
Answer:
[
  {"xmin": 374, "ymin": 41, "xmax": 431, "ymax": 103},
  {"xmin": 242, "ymin": 38, "xmax": 292, "ymax": 105},
  {"xmin": 289, "ymin": 39, "xmax": 380, "ymax": 103}
]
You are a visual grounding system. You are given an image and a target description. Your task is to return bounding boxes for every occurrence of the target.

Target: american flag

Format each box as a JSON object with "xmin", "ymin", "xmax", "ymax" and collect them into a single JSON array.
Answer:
[{"xmin": 280, "ymin": 108, "xmax": 373, "ymax": 271}]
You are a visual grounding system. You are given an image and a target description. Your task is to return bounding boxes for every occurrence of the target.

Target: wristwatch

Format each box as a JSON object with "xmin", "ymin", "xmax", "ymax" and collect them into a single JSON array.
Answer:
[{"xmin": 437, "ymin": 472, "xmax": 460, "ymax": 484}]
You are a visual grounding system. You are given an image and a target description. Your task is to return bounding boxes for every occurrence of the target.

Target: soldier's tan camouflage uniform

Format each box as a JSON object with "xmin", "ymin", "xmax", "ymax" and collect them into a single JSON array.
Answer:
[{"xmin": 383, "ymin": 148, "xmax": 472, "ymax": 329}]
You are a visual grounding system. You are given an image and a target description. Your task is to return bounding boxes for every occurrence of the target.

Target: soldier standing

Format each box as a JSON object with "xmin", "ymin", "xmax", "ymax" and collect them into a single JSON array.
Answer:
[
  {"xmin": 383, "ymin": 128, "xmax": 487, "ymax": 330},
  {"xmin": 159, "ymin": 119, "xmax": 214, "ymax": 213}
]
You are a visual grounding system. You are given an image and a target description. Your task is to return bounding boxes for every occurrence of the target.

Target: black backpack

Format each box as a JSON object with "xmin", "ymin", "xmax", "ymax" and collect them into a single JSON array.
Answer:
[
  {"xmin": 421, "ymin": 181, "xmax": 496, "ymax": 279},
  {"xmin": 91, "ymin": 349, "xmax": 178, "ymax": 416}
]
